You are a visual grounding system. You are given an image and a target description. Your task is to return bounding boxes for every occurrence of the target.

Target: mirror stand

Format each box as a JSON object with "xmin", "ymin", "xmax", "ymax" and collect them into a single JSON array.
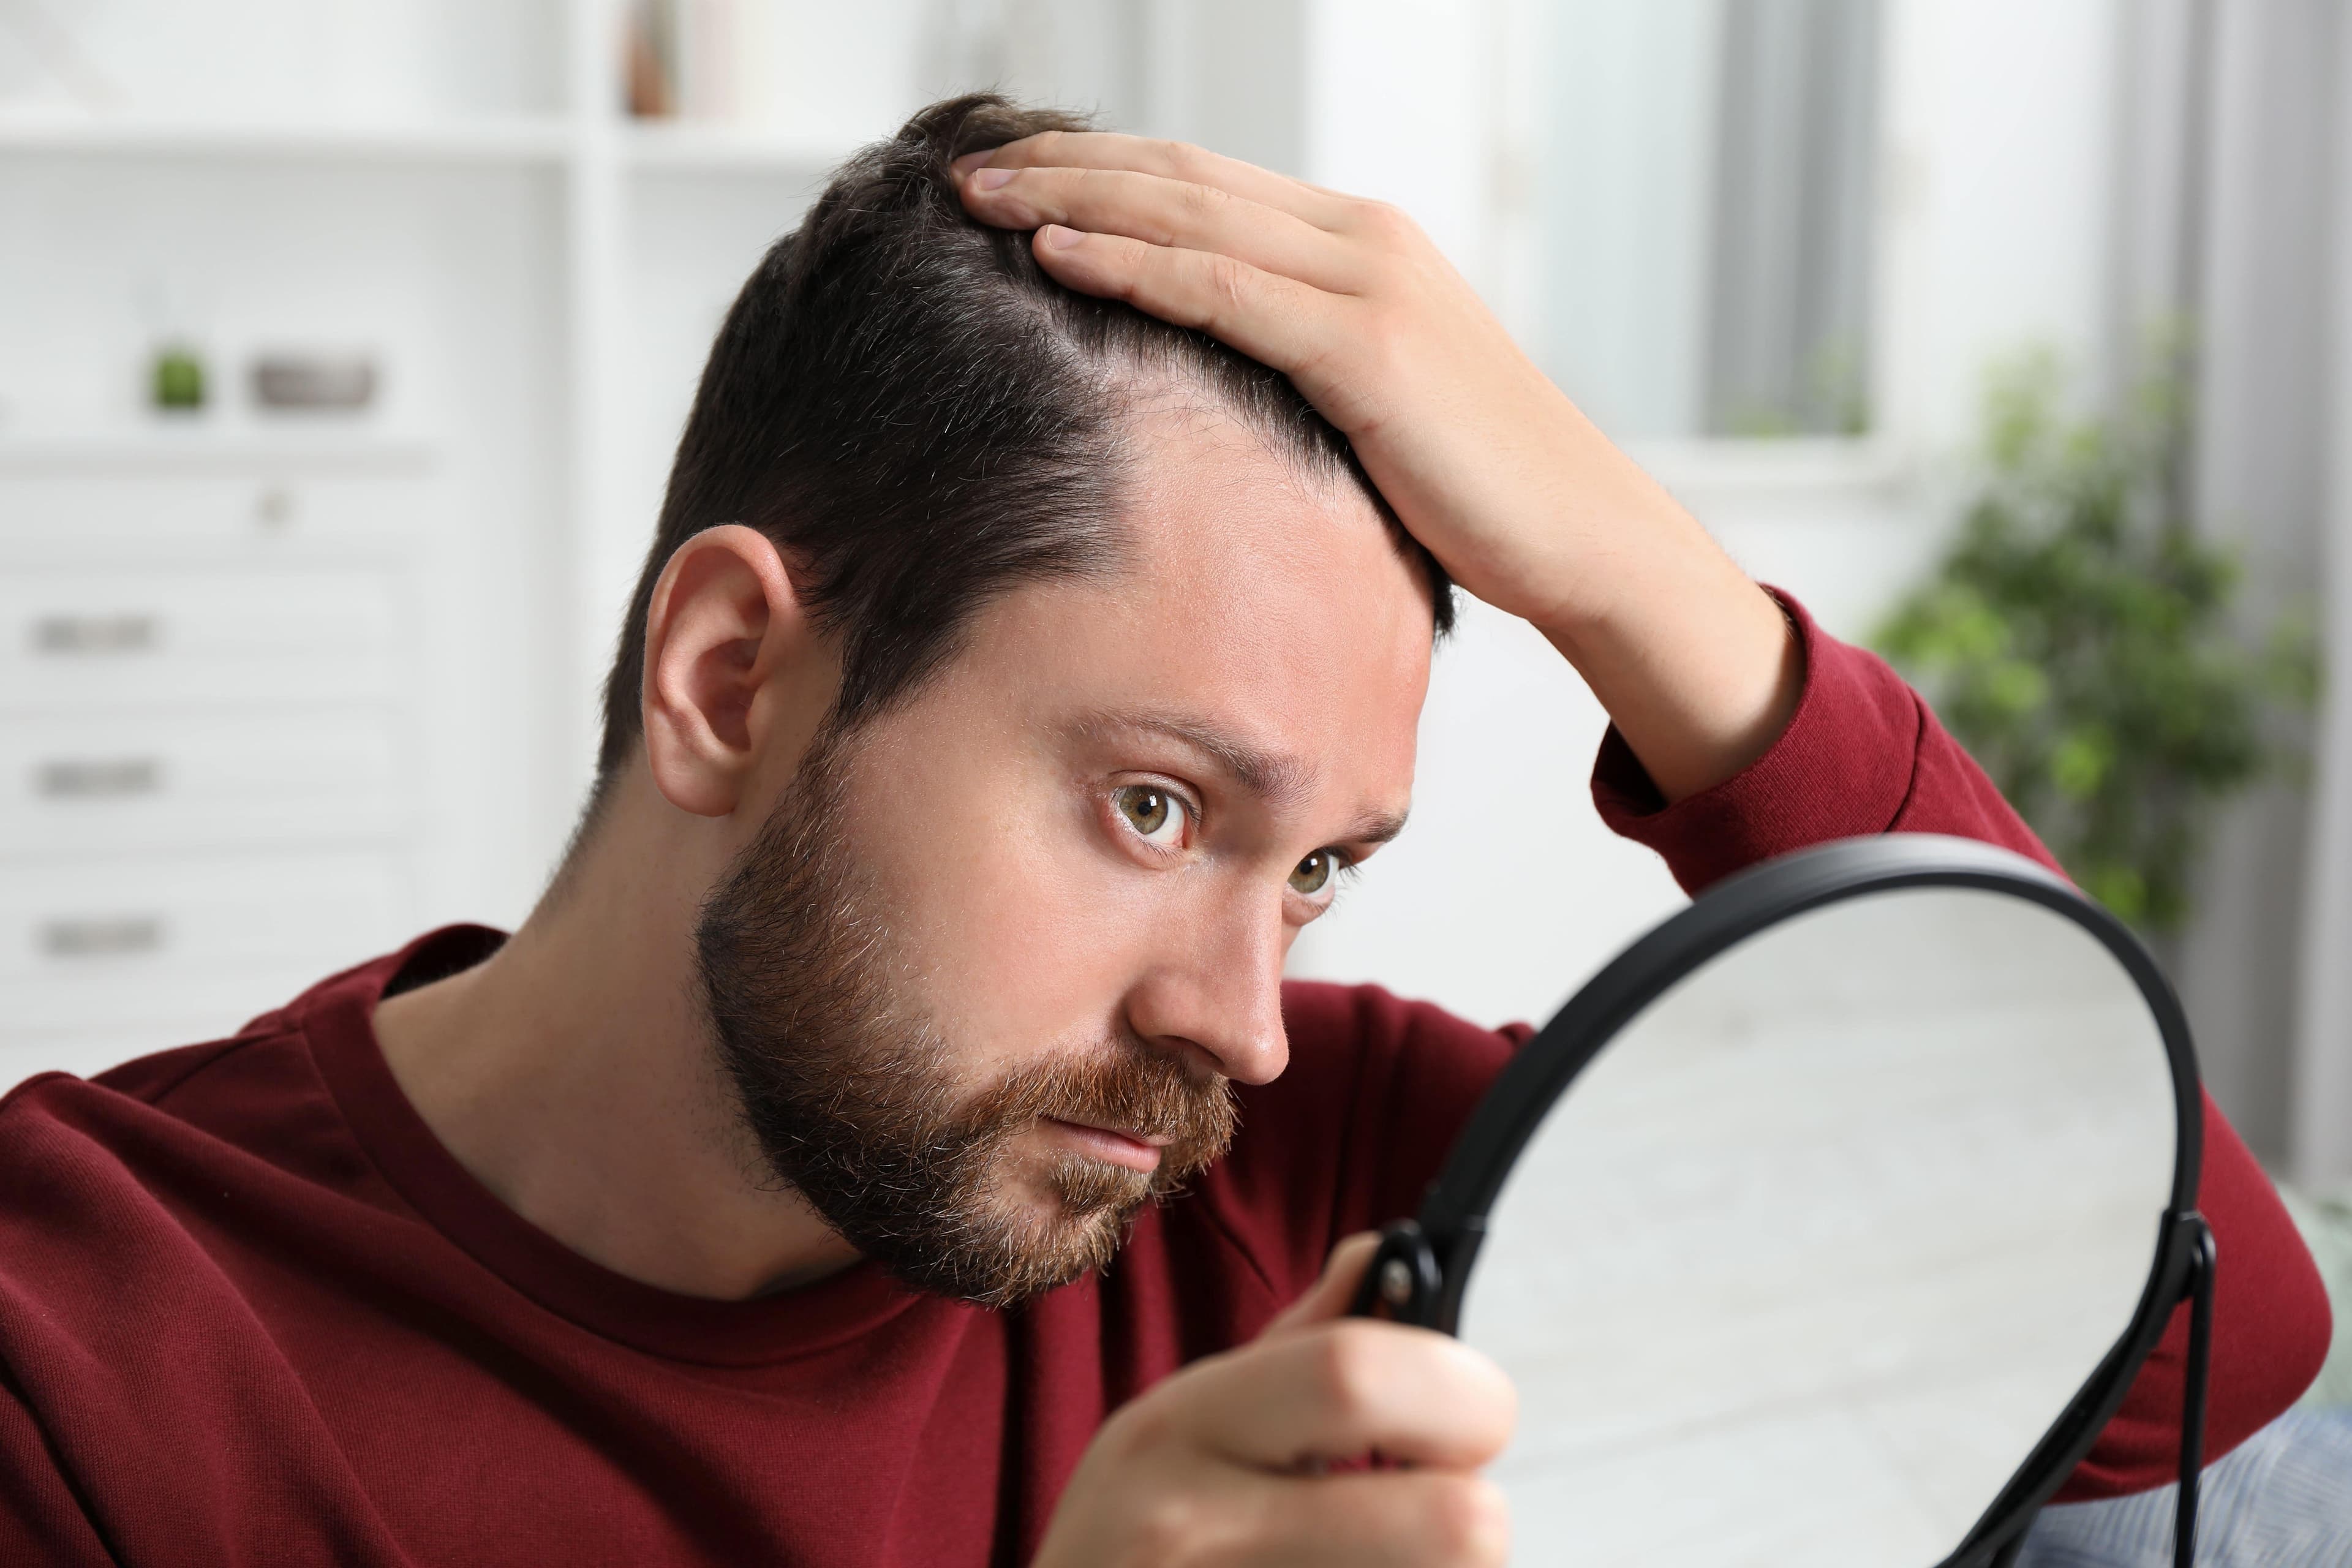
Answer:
[
  {"xmin": 2172, "ymin": 1214, "xmax": 2216, "ymax": 1568},
  {"xmin": 1970, "ymin": 1210, "xmax": 2217, "ymax": 1568}
]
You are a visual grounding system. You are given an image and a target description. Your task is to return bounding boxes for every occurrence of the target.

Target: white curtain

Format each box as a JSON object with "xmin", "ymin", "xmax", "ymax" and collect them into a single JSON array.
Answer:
[
  {"xmin": 2128, "ymin": 0, "xmax": 2352, "ymax": 1183},
  {"xmin": 2292, "ymin": 12, "xmax": 2352, "ymax": 1186}
]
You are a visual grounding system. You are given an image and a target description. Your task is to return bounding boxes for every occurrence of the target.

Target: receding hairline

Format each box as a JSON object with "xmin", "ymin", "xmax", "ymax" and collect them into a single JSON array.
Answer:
[{"xmin": 1099, "ymin": 359, "xmax": 1435, "ymax": 610}]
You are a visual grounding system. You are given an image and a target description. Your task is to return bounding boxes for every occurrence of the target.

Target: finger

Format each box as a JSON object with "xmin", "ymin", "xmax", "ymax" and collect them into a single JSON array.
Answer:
[
  {"xmin": 1238, "ymin": 1470, "xmax": 1512, "ymax": 1568},
  {"xmin": 1164, "ymin": 1319, "xmax": 1516, "ymax": 1472},
  {"xmin": 961, "ymin": 165, "xmax": 1363, "ymax": 293},
  {"xmin": 1261, "ymin": 1232, "xmax": 1382, "ymax": 1340},
  {"xmin": 962, "ymin": 130, "xmax": 1348, "ymax": 228},
  {"xmin": 1027, "ymin": 227, "xmax": 1351, "ymax": 385}
]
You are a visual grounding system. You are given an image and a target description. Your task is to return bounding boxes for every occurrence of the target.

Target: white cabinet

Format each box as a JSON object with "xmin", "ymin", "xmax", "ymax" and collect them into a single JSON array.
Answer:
[
  {"xmin": 0, "ymin": 445, "xmax": 432, "ymax": 1077},
  {"xmin": 0, "ymin": 566, "xmax": 402, "ymax": 710},
  {"xmin": 0, "ymin": 848, "xmax": 408, "ymax": 1038}
]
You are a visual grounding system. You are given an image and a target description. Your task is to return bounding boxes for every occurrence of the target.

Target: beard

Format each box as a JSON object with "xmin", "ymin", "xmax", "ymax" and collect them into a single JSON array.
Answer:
[{"xmin": 694, "ymin": 724, "xmax": 1238, "ymax": 1309}]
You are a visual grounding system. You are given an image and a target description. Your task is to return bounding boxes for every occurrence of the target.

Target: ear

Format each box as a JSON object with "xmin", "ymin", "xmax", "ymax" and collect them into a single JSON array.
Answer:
[{"xmin": 640, "ymin": 525, "xmax": 829, "ymax": 818}]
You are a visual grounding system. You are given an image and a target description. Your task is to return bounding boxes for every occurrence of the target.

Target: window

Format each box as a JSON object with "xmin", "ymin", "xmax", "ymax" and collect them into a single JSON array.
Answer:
[{"xmin": 1529, "ymin": 0, "xmax": 1883, "ymax": 440}]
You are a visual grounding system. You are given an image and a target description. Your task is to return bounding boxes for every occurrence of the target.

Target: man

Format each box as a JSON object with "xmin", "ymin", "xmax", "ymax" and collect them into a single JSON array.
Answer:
[{"xmin": 0, "ymin": 97, "xmax": 2327, "ymax": 1565}]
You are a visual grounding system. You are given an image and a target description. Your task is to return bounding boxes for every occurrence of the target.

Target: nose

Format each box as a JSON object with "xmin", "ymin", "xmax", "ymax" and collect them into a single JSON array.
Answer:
[{"xmin": 1123, "ymin": 888, "xmax": 1291, "ymax": 1087}]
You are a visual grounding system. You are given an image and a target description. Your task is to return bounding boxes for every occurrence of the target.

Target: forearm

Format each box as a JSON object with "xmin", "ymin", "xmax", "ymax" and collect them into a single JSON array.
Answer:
[{"xmin": 1517, "ymin": 416, "xmax": 1803, "ymax": 804}]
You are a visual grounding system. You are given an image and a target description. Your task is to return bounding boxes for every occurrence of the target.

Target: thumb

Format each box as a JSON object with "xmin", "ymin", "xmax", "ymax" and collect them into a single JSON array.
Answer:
[{"xmin": 1261, "ymin": 1231, "xmax": 1382, "ymax": 1340}]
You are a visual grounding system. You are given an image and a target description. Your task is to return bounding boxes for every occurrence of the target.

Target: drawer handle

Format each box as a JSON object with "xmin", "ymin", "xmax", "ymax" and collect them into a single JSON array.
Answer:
[
  {"xmin": 36, "ymin": 758, "xmax": 164, "ymax": 799},
  {"xmin": 32, "ymin": 614, "xmax": 159, "ymax": 655},
  {"xmin": 40, "ymin": 916, "xmax": 165, "ymax": 958}
]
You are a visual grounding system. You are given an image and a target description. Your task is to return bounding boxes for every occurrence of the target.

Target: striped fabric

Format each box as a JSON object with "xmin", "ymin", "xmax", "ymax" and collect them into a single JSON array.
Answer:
[{"xmin": 2016, "ymin": 1409, "xmax": 2352, "ymax": 1566}]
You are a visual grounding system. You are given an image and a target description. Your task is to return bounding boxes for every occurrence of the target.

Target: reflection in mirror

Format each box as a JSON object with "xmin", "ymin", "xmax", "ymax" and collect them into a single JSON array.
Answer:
[{"xmin": 1463, "ymin": 888, "xmax": 2177, "ymax": 1566}]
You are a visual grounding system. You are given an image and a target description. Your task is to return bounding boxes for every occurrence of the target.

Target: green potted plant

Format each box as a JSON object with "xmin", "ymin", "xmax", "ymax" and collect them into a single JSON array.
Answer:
[{"xmin": 1876, "ymin": 347, "xmax": 2317, "ymax": 932}]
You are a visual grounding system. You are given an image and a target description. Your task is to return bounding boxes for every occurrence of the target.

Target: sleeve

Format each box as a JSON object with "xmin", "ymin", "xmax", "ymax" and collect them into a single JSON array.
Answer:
[
  {"xmin": 1590, "ymin": 590, "xmax": 2332, "ymax": 1499},
  {"xmin": 1212, "ymin": 983, "xmax": 1521, "ymax": 1306}
]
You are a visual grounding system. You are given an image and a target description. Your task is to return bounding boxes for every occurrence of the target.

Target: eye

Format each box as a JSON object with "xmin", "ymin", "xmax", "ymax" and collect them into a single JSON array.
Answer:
[
  {"xmin": 1289, "ymin": 849, "xmax": 1341, "ymax": 897},
  {"xmin": 1112, "ymin": 783, "xmax": 1189, "ymax": 848}
]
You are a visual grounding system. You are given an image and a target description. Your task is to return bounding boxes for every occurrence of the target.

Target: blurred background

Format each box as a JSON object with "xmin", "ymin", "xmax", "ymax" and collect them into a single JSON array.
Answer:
[{"xmin": 4, "ymin": 0, "xmax": 2351, "ymax": 1196}]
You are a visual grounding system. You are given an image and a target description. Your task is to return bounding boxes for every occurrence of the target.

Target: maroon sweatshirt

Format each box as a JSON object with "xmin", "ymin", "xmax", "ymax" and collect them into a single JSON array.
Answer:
[{"xmin": 0, "ymin": 600, "xmax": 2328, "ymax": 1565}]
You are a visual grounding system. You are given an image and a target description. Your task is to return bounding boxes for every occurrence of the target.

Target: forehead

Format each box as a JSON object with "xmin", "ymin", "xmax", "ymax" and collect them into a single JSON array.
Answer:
[{"xmin": 954, "ymin": 400, "xmax": 1433, "ymax": 800}]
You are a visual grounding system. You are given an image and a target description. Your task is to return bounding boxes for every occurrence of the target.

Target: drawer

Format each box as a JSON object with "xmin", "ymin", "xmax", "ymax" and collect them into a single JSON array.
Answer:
[
  {"xmin": 0, "ymin": 709, "xmax": 403, "ymax": 854},
  {"xmin": 0, "ymin": 849, "xmax": 409, "ymax": 1035},
  {"xmin": 0, "ymin": 472, "xmax": 423, "ymax": 549},
  {"xmin": 0, "ymin": 568, "xmax": 401, "ymax": 709}
]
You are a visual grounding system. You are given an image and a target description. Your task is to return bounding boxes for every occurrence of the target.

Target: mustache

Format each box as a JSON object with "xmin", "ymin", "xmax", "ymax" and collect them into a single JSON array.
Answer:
[{"xmin": 962, "ymin": 1036, "xmax": 1239, "ymax": 1179}]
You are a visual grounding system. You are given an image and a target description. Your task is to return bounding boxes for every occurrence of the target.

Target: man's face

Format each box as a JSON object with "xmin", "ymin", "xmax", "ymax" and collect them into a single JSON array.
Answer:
[{"xmin": 698, "ymin": 404, "xmax": 1434, "ymax": 1305}]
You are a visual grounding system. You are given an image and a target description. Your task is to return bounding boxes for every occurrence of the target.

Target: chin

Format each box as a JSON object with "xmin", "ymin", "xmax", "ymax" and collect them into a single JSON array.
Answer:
[{"xmin": 1006, "ymin": 1167, "xmax": 1151, "ymax": 1245}]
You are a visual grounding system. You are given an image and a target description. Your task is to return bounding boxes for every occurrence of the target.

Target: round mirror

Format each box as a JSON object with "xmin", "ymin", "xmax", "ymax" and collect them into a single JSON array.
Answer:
[{"xmin": 1370, "ymin": 837, "xmax": 2203, "ymax": 1568}]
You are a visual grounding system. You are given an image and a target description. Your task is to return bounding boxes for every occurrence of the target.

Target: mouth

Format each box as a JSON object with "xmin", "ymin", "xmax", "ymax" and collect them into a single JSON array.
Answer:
[{"xmin": 1039, "ymin": 1116, "xmax": 1167, "ymax": 1174}]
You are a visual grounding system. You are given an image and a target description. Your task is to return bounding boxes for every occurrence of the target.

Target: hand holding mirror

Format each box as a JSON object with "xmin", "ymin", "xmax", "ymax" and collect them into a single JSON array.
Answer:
[{"xmin": 1354, "ymin": 835, "xmax": 2214, "ymax": 1568}]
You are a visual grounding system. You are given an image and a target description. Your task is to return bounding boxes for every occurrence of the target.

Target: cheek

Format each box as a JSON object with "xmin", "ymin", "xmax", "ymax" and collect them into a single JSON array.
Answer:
[{"xmin": 846, "ymin": 765, "xmax": 1164, "ymax": 1071}]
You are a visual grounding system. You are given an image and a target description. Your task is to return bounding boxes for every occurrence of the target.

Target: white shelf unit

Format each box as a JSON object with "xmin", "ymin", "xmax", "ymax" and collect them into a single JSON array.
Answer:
[
  {"xmin": 0, "ymin": 107, "xmax": 853, "ymax": 173},
  {"xmin": 0, "ymin": 4, "xmax": 865, "ymax": 1079},
  {"xmin": 0, "ymin": 110, "xmax": 578, "ymax": 165},
  {"xmin": 0, "ymin": 434, "xmax": 437, "ymax": 1071}
]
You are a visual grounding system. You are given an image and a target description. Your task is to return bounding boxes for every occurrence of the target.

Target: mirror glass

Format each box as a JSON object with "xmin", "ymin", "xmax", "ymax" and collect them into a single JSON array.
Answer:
[{"xmin": 1462, "ymin": 887, "xmax": 2177, "ymax": 1566}]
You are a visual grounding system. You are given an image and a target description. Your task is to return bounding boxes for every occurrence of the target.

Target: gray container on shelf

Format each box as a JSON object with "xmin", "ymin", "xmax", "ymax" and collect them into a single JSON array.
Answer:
[{"xmin": 250, "ymin": 354, "xmax": 377, "ymax": 412}]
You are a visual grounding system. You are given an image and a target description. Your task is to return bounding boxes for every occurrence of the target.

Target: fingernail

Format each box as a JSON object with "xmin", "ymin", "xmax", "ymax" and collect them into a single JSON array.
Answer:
[
  {"xmin": 1038, "ymin": 224, "xmax": 1082, "ymax": 250},
  {"xmin": 969, "ymin": 166, "xmax": 1015, "ymax": 191},
  {"xmin": 950, "ymin": 151, "xmax": 991, "ymax": 177}
]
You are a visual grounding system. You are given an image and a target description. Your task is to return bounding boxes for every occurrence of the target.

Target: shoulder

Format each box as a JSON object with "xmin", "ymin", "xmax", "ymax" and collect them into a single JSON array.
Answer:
[
  {"xmin": 0, "ymin": 1024, "xmax": 301, "ymax": 1269},
  {"xmin": 0, "ymin": 1030, "xmax": 362, "ymax": 1562},
  {"xmin": 1176, "ymin": 981, "xmax": 1519, "ymax": 1306},
  {"xmin": 0, "ymin": 946, "xmax": 411, "ymax": 1316},
  {"xmin": 0, "ymin": 1012, "xmax": 338, "ymax": 1193}
]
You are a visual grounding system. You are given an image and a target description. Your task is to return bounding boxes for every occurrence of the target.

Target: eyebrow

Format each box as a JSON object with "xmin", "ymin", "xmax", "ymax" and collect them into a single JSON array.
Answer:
[{"xmin": 1067, "ymin": 708, "xmax": 1411, "ymax": 850}]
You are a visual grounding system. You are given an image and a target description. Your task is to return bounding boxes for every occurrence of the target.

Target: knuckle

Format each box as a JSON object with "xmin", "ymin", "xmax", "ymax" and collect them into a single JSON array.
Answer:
[
  {"xmin": 1176, "ymin": 179, "xmax": 1224, "ymax": 221},
  {"xmin": 1100, "ymin": 1398, "xmax": 1176, "ymax": 1464},
  {"xmin": 1161, "ymin": 138, "xmax": 1216, "ymax": 181},
  {"xmin": 1130, "ymin": 1493, "xmax": 1203, "ymax": 1566},
  {"xmin": 1351, "ymin": 198, "xmax": 1415, "ymax": 244},
  {"xmin": 1427, "ymin": 1476, "xmax": 1510, "ymax": 1564},
  {"xmin": 1306, "ymin": 1323, "xmax": 1390, "ymax": 1419},
  {"xmin": 1202, "ymin": 254, "xmax": 1254, "ymax": 316}
]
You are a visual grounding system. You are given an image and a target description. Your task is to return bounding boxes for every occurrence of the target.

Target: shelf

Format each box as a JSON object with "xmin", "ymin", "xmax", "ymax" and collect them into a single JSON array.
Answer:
[
  {"xmin": 0, "ymin": 111, "xmax": 573, "ymax": 166},
  {"xmin": 0, "ymin": 427, "xmax": 437, "ymax": 473},
  {"xmin": 0, "ymin": 110, "xmax": 860, "ymax": 177},
  {"xmin": 621, "ymin": 121, "xmax": 856, "ymax": 175}
]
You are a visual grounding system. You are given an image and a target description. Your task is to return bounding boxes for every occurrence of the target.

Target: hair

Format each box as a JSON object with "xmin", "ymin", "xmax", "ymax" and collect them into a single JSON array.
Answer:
[{"xmin": 588, "ymin": 93, "xmax": 1453, "ymax": 820}]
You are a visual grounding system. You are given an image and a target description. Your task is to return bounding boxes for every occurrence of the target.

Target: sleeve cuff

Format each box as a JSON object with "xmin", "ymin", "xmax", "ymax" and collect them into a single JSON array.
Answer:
[{"xmin": 1589, "ymin": 589, "xmax": 1924, "ymax": 895}]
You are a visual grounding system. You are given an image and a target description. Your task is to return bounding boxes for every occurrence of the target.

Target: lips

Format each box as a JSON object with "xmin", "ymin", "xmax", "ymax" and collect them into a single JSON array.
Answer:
[{"xmin": 1039, "ymin": 1117, "xmax": 1167, "ymax": 1172}]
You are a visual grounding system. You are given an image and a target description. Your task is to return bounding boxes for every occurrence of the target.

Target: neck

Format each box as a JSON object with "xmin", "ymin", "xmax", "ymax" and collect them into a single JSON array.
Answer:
[{"xmin": 374, "ymin": 776, "xmax": 862, "ymax": 1300}]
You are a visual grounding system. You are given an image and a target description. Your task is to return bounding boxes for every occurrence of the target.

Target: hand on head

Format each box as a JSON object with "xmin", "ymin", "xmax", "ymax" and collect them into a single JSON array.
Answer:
[{"xmin": 956, "ymin": 131, "xmax": 1802, "ymax": 804}]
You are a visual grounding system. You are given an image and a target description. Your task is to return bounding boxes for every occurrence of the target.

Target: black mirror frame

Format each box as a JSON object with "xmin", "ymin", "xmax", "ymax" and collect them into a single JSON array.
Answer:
[{"xmin": 1352, "ymin": 835, "xmax": 2212, "ymax": 1568}]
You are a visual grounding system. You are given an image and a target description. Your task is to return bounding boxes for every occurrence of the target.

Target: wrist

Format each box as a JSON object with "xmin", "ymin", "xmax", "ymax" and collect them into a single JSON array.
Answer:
[{"xmin": 1543, "ymin": 565, "xmax": 1803, "ymax": 805}]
